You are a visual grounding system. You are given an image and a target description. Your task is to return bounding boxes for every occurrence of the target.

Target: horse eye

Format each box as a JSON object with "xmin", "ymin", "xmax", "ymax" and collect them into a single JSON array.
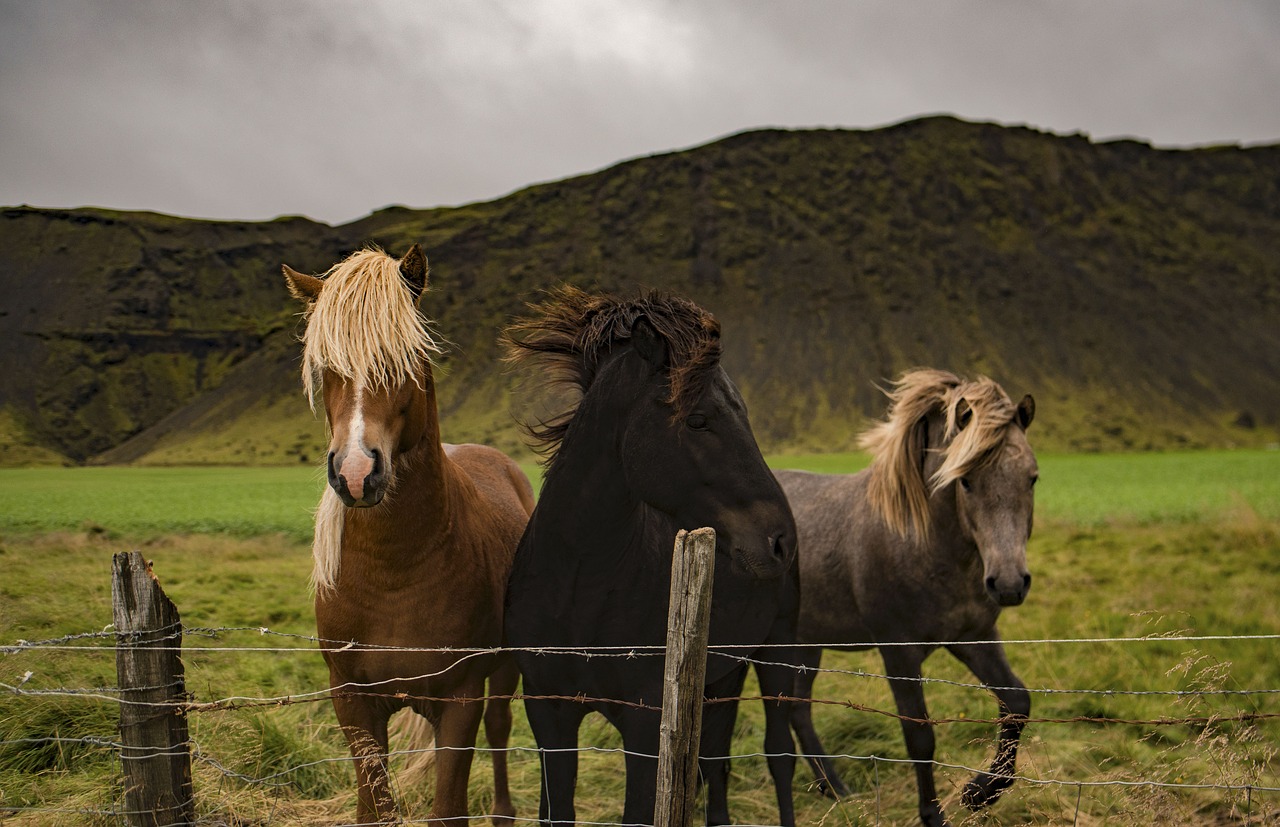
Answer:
[
  {"xmin": 686, "ymin": 414, "xmax": 708, "ymax": 431},
  {"xmin": 959, "ymin": 477, "xmax": 972, "ymax": 492}
]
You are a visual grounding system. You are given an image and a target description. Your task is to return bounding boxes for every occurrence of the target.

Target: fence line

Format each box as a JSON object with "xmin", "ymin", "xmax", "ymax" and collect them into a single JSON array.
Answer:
[
  {"xmin": 8, "ymin": 626, "xmax": 1280, "ymax": 655},
  {"xmin": 6, "ymin": 677, "xmax": 1277, "ymax": 729},
  {"xmin": 6, "ymin": 733, "xmax": 1278, "ymax": 798},
  {"xmin": 5, "ymin": 594, "xmax": 1278, "ymax": 824},
  {"xmin": 8, "ymin": 654, "xmax": 1280, "ymax": 707}
]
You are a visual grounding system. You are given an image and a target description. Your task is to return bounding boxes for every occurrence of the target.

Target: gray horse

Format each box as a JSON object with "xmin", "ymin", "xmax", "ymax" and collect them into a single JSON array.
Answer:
[{"xmin": 779, "ymin": 369, "xmax": 1037, "ymax": 827}]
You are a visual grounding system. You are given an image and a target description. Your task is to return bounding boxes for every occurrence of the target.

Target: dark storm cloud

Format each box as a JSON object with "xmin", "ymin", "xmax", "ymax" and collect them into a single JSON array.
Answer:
[{"xmin": 1, "ymin": 0, "xmax": 1277, "ymax": 224}]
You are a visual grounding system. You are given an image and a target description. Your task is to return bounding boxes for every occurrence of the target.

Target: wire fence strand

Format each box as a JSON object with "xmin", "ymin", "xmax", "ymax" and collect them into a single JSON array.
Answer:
[{"xmin": 4, "ymin": 623, "xmax": 1278, "ymax": 825}]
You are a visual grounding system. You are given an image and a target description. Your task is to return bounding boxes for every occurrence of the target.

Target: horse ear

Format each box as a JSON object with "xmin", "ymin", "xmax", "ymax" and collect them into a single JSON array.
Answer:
[
  {"xmin": 631, "ymin": 316, "xmax": 668, "ymax": 370},
  {"xmin": 399, "ymin": 244, "xmax": 429, "ymax": 298},
  {"xmin": 1016, "ymin": 394, "xmax": 1036, "ymax": 430},
  {"xmin": 282, "ymin": 264, "xmax": 324, "ymax": 304},
  {"xmin": 955, "ymin": 399, "xmax": 973, "ymax": 431}
]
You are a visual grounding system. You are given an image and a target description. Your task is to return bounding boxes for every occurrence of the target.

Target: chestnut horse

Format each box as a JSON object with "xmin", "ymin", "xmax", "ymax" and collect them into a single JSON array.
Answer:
[
  {"xmin": 780, "ymin": 369, "xmax": 1037, "ymax": 827},
  {"xmin": 283, "ymin": 245, "xmax": 534, "ymax": 824},
  {"xmin": 503, "ymin": 287, "xmax": 800, "ymax": 826}
]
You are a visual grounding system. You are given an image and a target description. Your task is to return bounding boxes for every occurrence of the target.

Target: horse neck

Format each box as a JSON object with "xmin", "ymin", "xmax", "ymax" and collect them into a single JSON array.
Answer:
[
  {"xmin": 342, "ymin": 367, "xmax": 456, "ymax": 567},
  {"xmin": 532, "ymin": 395, "xmax": 650, "ymax": 564}
]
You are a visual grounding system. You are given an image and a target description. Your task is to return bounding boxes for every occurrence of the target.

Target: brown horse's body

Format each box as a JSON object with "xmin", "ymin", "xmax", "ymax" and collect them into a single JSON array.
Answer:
[
  {"xmin": 320, "ymin": 440, "xmax": 532, "ymax": 823},
  {"xmin": 285, "ymin": 245, "xmax": 533, "ymax": 824}
]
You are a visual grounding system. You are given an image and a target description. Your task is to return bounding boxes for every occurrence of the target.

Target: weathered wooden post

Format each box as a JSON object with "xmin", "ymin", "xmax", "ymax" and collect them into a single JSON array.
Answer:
[
  {"xmin": 112, "ymin": 551, "xmax": 194, "ymax": 827},
  {"xmin": 654, "ymin": 527, "xmax": 717, "ymax": 827}
]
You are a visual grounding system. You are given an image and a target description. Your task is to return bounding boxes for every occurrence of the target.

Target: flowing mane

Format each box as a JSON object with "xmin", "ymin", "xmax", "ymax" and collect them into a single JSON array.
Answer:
[
  {"xmin": 503, "ymin": 285, "xmax": 722, "ymax": 459},
  {"xmin": 297, "ymin": 246, "xmax": 441, "ymax": 405},
  {"xmin": 860, "ymin": 369, "xmax": 1020, "ymax": 539},
  {"xmin": 293, "ymin": 246, "xmax": 441, "ymax": 594}
]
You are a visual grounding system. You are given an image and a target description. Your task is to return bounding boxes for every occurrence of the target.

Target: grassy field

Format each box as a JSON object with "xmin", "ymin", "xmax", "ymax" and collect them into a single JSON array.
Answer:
[
  {"xmin": 2, "ymin": 450, "xmax": 1277, "ymax": 539},
  {"xmin": 1, "ymin": 450, "xmax": 1278, "ymax": 825}
]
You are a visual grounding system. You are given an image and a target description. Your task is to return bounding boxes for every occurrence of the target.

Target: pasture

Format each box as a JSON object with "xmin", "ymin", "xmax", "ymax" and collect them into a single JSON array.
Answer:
[{"xmin": 1, "ymin": 450, "xmax": 1278, "ymax": 825}]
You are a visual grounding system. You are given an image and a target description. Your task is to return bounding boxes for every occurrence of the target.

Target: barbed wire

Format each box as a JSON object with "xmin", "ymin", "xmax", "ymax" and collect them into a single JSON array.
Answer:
[
  {"xmin": 5, "ymin": 624, "xmax": 1278, "ymax": 825},
  {"xmin": 7, "ymin": 649, "xmax": 1279, "ymax": 711},
  {"xmin": 5, "ymin": 733, "xmax": 1278, "ymax": 799},
  {"xmin": 7, "ymin": 625, "xmax": 1280, "ymax": 655},
  {"xmin": 4, "ymin": 677, "xmax": 1276, "ymax": 730}
]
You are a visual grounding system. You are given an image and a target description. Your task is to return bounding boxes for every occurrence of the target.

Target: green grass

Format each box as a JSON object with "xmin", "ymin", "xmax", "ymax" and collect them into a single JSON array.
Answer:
[
  {"xmin": 769, "ymin": 448, "xmax": 1280, "ymax": 526},
  {"xmin": 0, "ymin": 466, "xmax": 328, "ymax": 541},
  {"xmin": 2, "ymin": 449, "xmax": 1276, "ymax": 539},
  {"xmin": 1, "ymin": 450, "xmax": 1279, "ymax": 824}
]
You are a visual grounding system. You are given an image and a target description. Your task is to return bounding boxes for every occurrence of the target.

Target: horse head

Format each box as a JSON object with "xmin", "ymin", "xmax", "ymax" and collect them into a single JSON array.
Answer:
[
  {"xmin": 619, "ymin": 315, "xmax": 796, "ymax": 580},
  {"xmin": 283, "ymin": 245, "xmax": 439, "ymax": 508},
  {"xmin": 864, "ymin": 370, "xmax": 1038, "ymax": 606},
  {"xmin": 508, "ymin": 287, "xmax": 796, "ymax": 581},
  {"xmin": 942, "ymin": 393, "xmax": 1038, "ymax": 606}
]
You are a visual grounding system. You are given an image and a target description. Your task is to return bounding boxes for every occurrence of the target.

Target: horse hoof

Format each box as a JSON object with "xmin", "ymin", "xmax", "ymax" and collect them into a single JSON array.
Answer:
[
  {"xmin": 961, "ymin": 772, "xmax": 1015, "ymax": 810},
  {"xmin": 814, "ymin": 777, "xmax": 850, "ymax": 800}
]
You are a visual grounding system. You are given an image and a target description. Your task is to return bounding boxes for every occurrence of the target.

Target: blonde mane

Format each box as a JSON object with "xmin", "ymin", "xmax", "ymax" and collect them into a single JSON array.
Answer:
[
  {"xmin": 311, "ymin": 486, "xmax": 345, "ymax": 595},
  {"xmin": 860, "ymin": 369, "xmax": 1018, "ymax": 540},
  {"xmin": 298, "ymin": 246, "xmax": 442, "ymax": 595},
  {"xmin": 299, "ymin": 247, "xmax": 441, "ymax": 407}
]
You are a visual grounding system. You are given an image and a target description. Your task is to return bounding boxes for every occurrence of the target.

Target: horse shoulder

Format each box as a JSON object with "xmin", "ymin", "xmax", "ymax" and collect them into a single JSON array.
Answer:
[{"xmin": 444, "ymin": 443, "xmax": 535, "ymax": 534}]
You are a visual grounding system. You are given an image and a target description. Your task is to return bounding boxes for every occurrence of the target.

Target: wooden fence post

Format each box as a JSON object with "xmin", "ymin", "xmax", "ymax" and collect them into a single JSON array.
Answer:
[
  {"xmin": 112, "ymin": 551, "xmax": 194, "ymax": 827},
  {"xmin": 654, "ymin": 527, "xmax": 717, "ymax": 827}
]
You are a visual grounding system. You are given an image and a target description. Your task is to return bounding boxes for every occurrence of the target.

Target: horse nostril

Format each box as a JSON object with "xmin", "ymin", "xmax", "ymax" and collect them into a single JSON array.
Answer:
[
  {"xmin": 771, "ymin": 533, "xmax": 786, "ymax": 559},
  {"xmin": 985, "ymin": 576, "xmax": 997, "ymax": 593},
  {"xmin": 327, "ymin": 451, "xmax": 338, "ymax": 485},
  {"xmin": 1023, "ymin": 573, "xmax": 1032, "ymax": 591},
  {"xmin": 370, "ymin": 448, "xmax": 382, "ymax": 477}
]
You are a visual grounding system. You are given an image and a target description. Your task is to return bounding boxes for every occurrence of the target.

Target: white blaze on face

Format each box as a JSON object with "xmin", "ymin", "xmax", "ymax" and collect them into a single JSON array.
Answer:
[{"xmin": 338, "ymin": 380, "xmax": 375, "ymax": 501}]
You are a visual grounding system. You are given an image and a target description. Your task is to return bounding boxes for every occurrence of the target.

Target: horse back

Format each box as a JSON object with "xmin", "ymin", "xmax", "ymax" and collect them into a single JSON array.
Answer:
[{"xmin": 775, "ymin": 468, "xmax": 878, "ymax": 648}]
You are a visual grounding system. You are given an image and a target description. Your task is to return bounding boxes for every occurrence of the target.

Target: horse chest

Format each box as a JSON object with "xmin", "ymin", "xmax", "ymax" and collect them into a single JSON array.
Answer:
[{"xmin": 318, "ymin": 576, "xmax": 502, "ymax": 650}]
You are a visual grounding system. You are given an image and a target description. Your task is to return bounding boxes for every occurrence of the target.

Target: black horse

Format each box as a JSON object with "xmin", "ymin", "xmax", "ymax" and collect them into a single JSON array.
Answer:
[{"xmin": 504, "ymin": 286, "xmax": 801, "ymax": 827}]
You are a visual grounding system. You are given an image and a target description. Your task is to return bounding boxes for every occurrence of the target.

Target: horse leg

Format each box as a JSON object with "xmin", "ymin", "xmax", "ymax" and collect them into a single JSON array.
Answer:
[
  {"xmin": 699, "ymin": 694, "xmax": 740, "ymax": 826},
  {"xmin": 430, "ymin": 693, "xmax": 485, "ymax": 824},
  {"xmin": 525, "ymin": 698, "xmax": 585, "ymax": 826},
  {"xmin": 484, "ymin": 659, "xmax": 520, "ymax": 825},
  {"xmin": 755, "ymin": 658, "xmax": 798, "ymax": 827},
  {"xmin": 618, "ymin": 708, "xmax": 661, "ymax": 827},
  {"xmin": 880, "ymin": 646, "xmax": 949, "ymax": 827},
  {"xmin": 788, "ymin": 647, "xmax": 850, "ymax": 798},
  {"xmin": 947, "ymin": 641, "xmax": 1029, "ymax": 811},
  {"xmin": 332, "ymin": 692, "xmax": 398, "ymax": 823}
]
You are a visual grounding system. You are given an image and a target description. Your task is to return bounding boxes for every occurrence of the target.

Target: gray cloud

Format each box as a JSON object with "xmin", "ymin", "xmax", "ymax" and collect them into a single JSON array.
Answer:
[{"xmin": 2, "ymin": 0, "xmax": 1277, "ymax": 224}]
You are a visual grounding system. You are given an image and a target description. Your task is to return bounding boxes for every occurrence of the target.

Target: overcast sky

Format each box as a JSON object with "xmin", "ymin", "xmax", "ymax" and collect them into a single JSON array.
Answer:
[{"xmin": 2, "ymin": 0, "xmax": 1278, "ymax": 225}]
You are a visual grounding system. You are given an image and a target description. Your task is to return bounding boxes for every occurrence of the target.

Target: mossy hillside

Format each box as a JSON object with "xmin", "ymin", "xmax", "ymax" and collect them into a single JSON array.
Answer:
[
  {"xmin": 346, "ymin": 119, "xmax": 1279, "ymax": 454},
  {"xmin": 0, "ymin": 407, "xmax": 67, "ymax": 467},
  {"xmin": 0, "ymin": 208, "xmax": 349, "ymax": 462},
  {"xmin": 3, "ymin": 116, "xmax": 1277, "ymax": 465}
]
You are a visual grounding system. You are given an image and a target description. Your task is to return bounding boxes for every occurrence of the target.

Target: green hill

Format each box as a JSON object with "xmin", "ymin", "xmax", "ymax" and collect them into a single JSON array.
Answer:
[{"xmin": 2, "ymin": 116, "xmax": 1277, "ymax": 466}]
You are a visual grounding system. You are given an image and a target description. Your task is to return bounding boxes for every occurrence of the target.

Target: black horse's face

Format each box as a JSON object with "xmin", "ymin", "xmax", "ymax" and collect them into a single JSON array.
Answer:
[{"xmin": 617, "ymin": 323, "xmax": 796, "ymax": 580}]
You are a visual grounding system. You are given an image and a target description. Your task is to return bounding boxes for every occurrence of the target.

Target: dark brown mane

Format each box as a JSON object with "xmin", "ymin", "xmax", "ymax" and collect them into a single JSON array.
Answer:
[{"xmin": 503, "ymin": 285, "xmax": 722, "ymax": 458}]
